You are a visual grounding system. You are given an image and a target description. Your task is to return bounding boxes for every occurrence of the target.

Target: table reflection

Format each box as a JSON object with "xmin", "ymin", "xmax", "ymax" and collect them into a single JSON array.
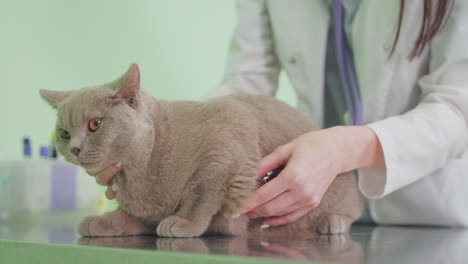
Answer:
[
  {"xmin": 364, "ymin": 226, "xmax": 468, "ymax": 264},
  {"xmin": 78, "ymin": 234, "xmax": 363, "ymax": 262},
  {"xmin": 2, "ymin": 212, "xmax": 468, "ymax": 264}
]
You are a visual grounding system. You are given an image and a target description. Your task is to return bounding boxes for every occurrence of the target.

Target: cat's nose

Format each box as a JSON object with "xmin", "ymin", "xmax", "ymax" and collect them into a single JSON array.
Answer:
[{"xmin": 71, "ymin": 147, "xmax": 81, "ymax": 157}]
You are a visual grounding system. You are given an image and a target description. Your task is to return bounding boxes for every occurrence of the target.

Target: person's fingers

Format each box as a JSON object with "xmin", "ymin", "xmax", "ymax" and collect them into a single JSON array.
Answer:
[
  {"xmin": 96, "ymin": 162, "xmax": 123, "ymax": 186},
  {"xmin": 105, "ymin": 184, "xmax": 117, "ymax": 200},
  {"xmin": 272, "ymin": 201, "xmax": 303, "ymax": 218},
  {"xmin": 261, "ymin": 206, "xmax": 313, "ymax": 227},
  {"xmin": 246, "ymin": 191, "xmax": 297, "ymax": 218},
  {"xmin": 239, "ymin": 171, "xmax": 291, "ymax": 215},
  {"xmin": 257, "ymin": 143, "xmax": 294, "ymax": 177}
]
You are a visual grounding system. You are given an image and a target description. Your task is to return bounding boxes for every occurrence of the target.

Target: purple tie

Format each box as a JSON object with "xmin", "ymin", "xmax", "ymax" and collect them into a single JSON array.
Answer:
[{"xmin": 333, "ymin": 0, "xmax": 363, "ymax": 126}]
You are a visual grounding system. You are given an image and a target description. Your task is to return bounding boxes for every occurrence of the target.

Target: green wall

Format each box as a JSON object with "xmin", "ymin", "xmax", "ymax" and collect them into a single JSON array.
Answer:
[{"xmin": 0, "ymin": 0, "xmax": 295, "ymax": 160}]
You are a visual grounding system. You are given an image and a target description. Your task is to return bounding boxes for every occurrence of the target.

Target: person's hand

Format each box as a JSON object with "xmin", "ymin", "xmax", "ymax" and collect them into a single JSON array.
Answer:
[
  {"xmin": 238, "ymin": 126, "xmax": 384, "ymax": 228},
  {"xmin": 238, "ymin": 128, "xmax": 344, "ymax": 228},
  {"xmin": 94, "ymin": 162, "xmax": 123, "ymax": 199}
]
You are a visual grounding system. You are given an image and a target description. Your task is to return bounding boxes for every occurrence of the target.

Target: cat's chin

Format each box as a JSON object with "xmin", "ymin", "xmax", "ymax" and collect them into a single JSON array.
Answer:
[
  {"xmin": 84, "ymin": 167, "xmax": 101, "ymax": 176},
  {"xmin": 81, "ymin": 162, "xmax": 103, "ymax": 176}
]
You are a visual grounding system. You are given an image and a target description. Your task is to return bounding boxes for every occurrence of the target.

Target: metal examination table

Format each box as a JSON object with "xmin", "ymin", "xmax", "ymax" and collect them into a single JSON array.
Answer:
[{"xmin": 1, "ymin": 211, "xmax": 467, "ymax": 263}]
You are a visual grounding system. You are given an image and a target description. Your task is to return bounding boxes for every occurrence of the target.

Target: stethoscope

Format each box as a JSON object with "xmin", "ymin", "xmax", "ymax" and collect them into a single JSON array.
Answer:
[
  {"xmin": 333, "ymin": 0, "xmax": 363, "ymax": 126},
  {"xmin": 260, "ymin": 0, "xmax": 362, "ymax": 184}
]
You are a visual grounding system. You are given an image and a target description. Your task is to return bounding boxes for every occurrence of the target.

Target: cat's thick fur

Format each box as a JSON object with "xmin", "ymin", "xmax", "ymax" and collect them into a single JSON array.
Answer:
[{"xmin": 40, "ymin": 64, "xmax": 363, "ymax": 238}]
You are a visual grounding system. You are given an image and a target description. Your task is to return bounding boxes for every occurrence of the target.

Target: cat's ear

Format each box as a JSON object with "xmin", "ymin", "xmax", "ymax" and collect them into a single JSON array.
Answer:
[
  {"xmin": 112, "ymin": 63, "xmax": 141, "ymax": 107},
  {"xmin": 39, "ymin": 89, "xmax": 72, "ymax": 108}
]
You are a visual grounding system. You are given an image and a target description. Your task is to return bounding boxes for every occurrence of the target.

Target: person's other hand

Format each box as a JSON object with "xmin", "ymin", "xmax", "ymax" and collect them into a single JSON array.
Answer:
[
  {"xmin": 238, "ymin": 126, "xmax": 383, "ymax": 228},
  {"xmin": 238, "ymin": 129, "xmax": 343, "ymax": 228},
  {"xmin": 95, "ymin": 162, "xmax": 123, "ymax": 199}
]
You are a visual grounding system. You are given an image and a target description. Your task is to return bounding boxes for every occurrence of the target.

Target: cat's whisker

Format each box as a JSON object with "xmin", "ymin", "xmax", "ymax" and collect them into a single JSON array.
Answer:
[{"xmin": 54, "ymin": 159, "xmax": 67, "ymax": 166}]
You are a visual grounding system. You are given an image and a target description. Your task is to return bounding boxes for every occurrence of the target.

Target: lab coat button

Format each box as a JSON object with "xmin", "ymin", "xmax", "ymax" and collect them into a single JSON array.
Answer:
[
  {"xmin": 383, "ymin": 41, "xmax": 393, "ymax": 52},
  {"xmin": 289, "ymin": 56, "xmax": 297, "ymax": 64}
]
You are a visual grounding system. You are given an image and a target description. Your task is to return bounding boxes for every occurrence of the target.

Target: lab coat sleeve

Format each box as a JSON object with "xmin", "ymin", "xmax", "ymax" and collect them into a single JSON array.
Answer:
[
  {"xmin": 205, "ymin": 0, "xmax": 281, "ymax": 98},
  {"xmin": 358, "ymin": 2, "xmax": 468, "ymax": 199}
]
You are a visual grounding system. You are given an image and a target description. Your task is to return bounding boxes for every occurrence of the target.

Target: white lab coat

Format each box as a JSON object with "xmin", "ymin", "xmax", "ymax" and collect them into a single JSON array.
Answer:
[{"xmin": 211, "ymin": 0, "xmax": 468, "ymax": 227}]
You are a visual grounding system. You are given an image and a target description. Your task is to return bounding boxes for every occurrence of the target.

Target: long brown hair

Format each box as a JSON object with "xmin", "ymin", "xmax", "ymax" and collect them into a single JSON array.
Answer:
[{"xmin": 389, "ymin": 0, "xmax": 454, "ymax": 60}]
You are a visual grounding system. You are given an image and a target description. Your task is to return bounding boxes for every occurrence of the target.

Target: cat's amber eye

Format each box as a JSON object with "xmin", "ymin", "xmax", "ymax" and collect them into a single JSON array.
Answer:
[
  {"xmin": 59, "ymin": 129, "xmax": 71, "ymax": 140},
  {"xmin": 88, "ymin": 118, "xmax": 102, "ymax": 132}
]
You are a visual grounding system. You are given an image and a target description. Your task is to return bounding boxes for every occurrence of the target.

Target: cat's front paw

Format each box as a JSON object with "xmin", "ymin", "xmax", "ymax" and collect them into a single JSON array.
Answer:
[
  {"xmin": 156, "ymin": 216, "xmax": 204, "ymax": 238},
  {"xmin": 78, "ymin": 210, "xmax": 155, "ymax": 237},
  {"xmin": 315, "ymin": 214, "xmax": 350, "ymax": 235},
  {"xmin": 78, "ymin": 215, "xmax": 122, "ymax": 237}
]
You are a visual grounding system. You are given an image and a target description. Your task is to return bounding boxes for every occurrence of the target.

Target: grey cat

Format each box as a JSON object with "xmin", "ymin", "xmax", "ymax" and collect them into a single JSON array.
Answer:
[{"xmin": 40, "ymin": 64, "xmax": 363, "ymax": 238}]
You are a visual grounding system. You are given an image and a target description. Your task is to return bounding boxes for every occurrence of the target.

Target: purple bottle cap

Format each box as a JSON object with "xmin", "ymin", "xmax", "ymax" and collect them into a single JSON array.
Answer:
[{"xmin": 40, "ymin": 146, "xmax": 50, "ymax": 158}]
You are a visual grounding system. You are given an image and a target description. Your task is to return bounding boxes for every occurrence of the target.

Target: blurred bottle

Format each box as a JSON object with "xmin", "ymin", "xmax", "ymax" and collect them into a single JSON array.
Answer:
[
  {"xmin": 0, "ymin": 164, "xmax": 10, "ymax": 222},
  {"xmin": 50, "ymin": 134, "xmax": 57, "ymax": 159},
  {"xmin": 23, "ymin": 137, "xmax": 32, "ymax": 158},
  {"xmin": 40, "ymin": 146, "xmax": 50, "ymax": 159}
]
